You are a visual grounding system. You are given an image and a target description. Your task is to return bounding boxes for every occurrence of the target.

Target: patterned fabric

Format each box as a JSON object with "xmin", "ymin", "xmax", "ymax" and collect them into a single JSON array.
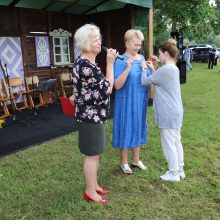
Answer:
[
  {"xmin": 35, "ymin": 36, "xmax": 50, "ymax": 67},
  {"xmin": 0, "ymin": 37, "xmax": 24, "ymax": 78},
  {"xmin": 0, "ymin": 37, "xmax": 24, "ymax": 103},
  {"xmin": 72, "ymin": 57, "xmax": 111, "ymax": 124}
]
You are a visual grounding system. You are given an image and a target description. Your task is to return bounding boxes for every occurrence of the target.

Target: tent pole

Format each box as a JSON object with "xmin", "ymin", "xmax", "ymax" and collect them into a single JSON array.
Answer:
[
  {"xmin": 148, "ymin": 8, "xmax": 154, "ymax": 100},
  {"xmin": 148, "ymin": 8, "xmax": 153, "ymax": 57}
]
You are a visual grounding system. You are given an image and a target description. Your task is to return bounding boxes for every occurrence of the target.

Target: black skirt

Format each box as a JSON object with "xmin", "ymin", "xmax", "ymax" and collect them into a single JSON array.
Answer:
[{"xmin": 77, "ymin": 122, "xmax": 106, "ymax": 156}]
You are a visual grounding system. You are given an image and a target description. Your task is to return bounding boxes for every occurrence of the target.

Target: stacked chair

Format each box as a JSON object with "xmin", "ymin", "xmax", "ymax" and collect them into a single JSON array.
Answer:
[
  {"xmin": 59, "ymin": 72, "xmax": 72, "ymax": 98},
  {"xmin": 0, "ymin": 74, "xmax": 58, "ymax": 120},
  {"xmin": 25, "ymin": 76, "xmax": 45, "ymax": 108},
  {"xmin": 0, "ymin": 78, "xmax": 11, "ymax": 119},
  {"xmin": 8, "ymin": 76, "xmax": 31, "ymax": 111}
]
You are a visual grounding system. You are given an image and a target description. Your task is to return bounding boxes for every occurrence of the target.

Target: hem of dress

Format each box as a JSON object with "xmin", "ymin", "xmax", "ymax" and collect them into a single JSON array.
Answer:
[{"xmin": 112, "ymin": 144, "xmax": 146, "ymax": 149}]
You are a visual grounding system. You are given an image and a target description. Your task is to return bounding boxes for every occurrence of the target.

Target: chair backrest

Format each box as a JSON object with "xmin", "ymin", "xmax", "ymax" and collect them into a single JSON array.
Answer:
[
  {"xmin": 9, "ymin": 77, "xmax": 23, "ymax": 87},
  {"xmin": 60, "ymin": 73, "xmax": 72, "ymax": 81},
  {"xmin": 59, "ymin": 73, "xmax": 72, "ymax": 98},
  {"xmin": 0, "ymin": 78, "xmax": 10, "ymax": 98},
  {"xmin": 25, "ymin": 76, "xmax": 40, "ymax": 86}
]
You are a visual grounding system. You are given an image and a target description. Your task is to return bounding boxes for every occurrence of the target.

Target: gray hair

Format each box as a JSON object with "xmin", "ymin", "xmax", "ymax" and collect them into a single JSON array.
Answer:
[{"xmin": 74, "ymin": 24, "xmax": 101, "ymax": 52}]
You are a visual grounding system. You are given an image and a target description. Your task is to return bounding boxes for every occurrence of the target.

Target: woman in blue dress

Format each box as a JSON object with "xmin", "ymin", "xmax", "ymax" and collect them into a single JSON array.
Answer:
[{"xmin": 112, "ymin": 29, "xmax": 151, "ymax": 174}]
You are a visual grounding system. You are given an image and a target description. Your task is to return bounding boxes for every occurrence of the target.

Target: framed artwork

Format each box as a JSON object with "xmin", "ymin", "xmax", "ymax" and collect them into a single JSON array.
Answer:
[{"xmin": 35, "ymin": 36, "xmax": 50, "ymax": 67}]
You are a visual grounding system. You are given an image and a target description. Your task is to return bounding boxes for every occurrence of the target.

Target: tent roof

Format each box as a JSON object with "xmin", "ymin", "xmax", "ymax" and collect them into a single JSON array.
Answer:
[{"xmin": 0, "ymin": 0, "xmax": 152, "ymax": 14}]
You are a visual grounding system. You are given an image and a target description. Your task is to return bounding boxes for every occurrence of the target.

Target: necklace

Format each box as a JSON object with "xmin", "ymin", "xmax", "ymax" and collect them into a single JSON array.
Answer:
[{"xmin": 124, "ymin": 53, "xmax": 141, "ymax": 61}]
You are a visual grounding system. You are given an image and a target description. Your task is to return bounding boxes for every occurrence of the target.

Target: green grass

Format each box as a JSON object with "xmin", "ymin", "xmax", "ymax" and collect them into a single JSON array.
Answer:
[{"xmin": 0, "ymin": 62, "xmax": 220, "ymax": 220}]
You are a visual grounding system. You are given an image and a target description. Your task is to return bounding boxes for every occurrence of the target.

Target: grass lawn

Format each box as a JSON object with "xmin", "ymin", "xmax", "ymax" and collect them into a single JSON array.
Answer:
[{"xmin": 0, "ymin": 62, "xmax": 220, "ymax": 220}]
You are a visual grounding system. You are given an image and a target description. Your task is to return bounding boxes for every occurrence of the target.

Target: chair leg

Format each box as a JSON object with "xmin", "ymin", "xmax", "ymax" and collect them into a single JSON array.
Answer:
[
  {"xmin": 39, "ymin": 93, "xmax": 44, "ymax": 106},
  {"xmin": 12, "ymin": 99, "xmax": 19, "ymax": 111},
  {"xmin": 31, "ymin": 92, "xmax": 45, "ymax": 108},
  {"xmin": 27, "ymin": 93, "xmax": 34, "ymax": 108},
  {"xmin": 3, "ymin": 103, "xmax": 10, "ymax": 116},
  {"xmin": 0, "ymin": 102, "xmax": 10, "ymax": 119},
  {"xmin": 13, "ymin": 94, "xmax": 30, "ymax": 111},
  {"xmin": 23, "ymin": 94, "xmax": 29, "ymax": 109}
]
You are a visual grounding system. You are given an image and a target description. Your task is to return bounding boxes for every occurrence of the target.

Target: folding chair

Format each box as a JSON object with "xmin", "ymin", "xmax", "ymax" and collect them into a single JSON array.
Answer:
[
  {"xmin": 0, "ymin": 78, "xmax": 11, "ymax": 119},
  {"xmin": 59, "ymin": 72, "xmax": 72, "ymax": 98},
  {"xmin": 9, "ymin": 77, "xmax": 31, "ymax": 111},
  {"xmin": 25, "ymin": 76, "xmax": 45, "ymax": 108}
]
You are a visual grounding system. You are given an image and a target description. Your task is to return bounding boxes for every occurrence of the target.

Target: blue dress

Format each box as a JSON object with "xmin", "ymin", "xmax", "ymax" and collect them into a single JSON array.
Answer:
[{"xmin": 112, "ymin": 54, "xmax": 150, "ymax": 149}]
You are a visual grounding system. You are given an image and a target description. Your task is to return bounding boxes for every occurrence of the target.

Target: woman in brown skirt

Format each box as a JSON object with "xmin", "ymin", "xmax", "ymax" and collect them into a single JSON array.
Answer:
[{"xmin": 72, "ymin": 24, "xmax": 117, "ymax": 204}]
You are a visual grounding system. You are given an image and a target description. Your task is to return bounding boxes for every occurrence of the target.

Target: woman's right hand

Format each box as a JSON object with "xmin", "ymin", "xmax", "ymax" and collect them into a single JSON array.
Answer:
[
  {"xmin": 126, "ymin": 58, "xmax": 133, "ymax": 70},
  {"xmin": 106, "ymin": 48, "xmax": 118, "ymax": 93},
  {"xmin": 106, "ymin": 48, "xmax": 118, "ymax": 65}
]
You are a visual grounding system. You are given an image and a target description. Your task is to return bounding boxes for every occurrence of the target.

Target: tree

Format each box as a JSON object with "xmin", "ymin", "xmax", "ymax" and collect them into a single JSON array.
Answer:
[
  {"xmin": 213, "ymin": 34, "xmax": 220, "ymax": 47},
  {"xmin": 153, "ymin": 0, "xmax": 216, "ymax": 40},
  {"xmin": 211, "ymin": 0, "xmax": 220, "ymax": 34}
]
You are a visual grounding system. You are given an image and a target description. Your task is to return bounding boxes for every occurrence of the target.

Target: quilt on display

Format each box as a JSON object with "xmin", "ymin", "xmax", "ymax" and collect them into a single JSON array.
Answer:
[
  {"xmin": 35, "ymin": 36, "xmax": 50, "ymax": 67},
  {"xmin": 0, "ymin": 37, "xmax": 24, "ymax": 103}
]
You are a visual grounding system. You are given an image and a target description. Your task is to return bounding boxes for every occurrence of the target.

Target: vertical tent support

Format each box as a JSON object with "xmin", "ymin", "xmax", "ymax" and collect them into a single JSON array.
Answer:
[
  {"xmin": 148, "ymin": 8, "xmax": 153, "ymax": 57},
  {"xmin": 148, "ymin": 8, "xmax": 154, "ymax": 99}
]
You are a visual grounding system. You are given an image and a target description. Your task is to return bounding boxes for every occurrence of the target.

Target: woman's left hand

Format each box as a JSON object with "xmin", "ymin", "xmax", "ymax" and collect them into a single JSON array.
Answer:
[{"xmin": 146, "ymin": 60, "xmax": 155, "ymax": 72}]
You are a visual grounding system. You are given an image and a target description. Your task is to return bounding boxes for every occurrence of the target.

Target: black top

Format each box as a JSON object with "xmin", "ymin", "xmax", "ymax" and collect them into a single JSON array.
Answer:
[
  {"xmin": 209, "ymin": 48, "xmax": 216, "ymax": 59},
  {"xmin": 72, "ymin": 57, "xmax": 111, "ymax": 124}
]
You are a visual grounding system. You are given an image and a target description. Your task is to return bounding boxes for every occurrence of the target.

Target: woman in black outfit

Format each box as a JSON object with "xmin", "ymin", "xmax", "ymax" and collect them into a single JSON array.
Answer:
[{"xmin": 72, "ymin": 24, "xmax": 117, "ymax": 204}]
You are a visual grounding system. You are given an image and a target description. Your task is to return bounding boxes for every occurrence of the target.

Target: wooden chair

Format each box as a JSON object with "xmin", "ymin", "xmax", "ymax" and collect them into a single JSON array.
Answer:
[
  {"xmin": 25, "ymin": 76, "xmax": 45, "ymax": 108},
  {"xmin": 59, "ymin": 73, "xmax": 72, "ymax": 98},
  {"xmin": 0, "ymin": 78, "xmax": 11, "ymax": 119},
  {"xmin": 9, "ymin": 77, "xmax": 31, "ymax": 111}
]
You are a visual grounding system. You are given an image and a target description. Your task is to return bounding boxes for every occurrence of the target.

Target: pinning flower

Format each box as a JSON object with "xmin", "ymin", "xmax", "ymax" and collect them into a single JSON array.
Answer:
[{"xmin": 0, "ymin": 119, "xmax": 5, "ymax": 128}]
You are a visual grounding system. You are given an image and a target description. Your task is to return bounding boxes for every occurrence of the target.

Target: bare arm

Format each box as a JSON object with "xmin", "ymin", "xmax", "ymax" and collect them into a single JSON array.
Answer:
[
  {"xmin": 114, "ymin": 58, "xmax": 133, "ymax": 90},
  {"xmin": 105, "ymin": 49, "xmax": 118, "ymax": 94},
  {"xmin": 141, "ymin": 60, "xmax": 155, "ymax": 86}
]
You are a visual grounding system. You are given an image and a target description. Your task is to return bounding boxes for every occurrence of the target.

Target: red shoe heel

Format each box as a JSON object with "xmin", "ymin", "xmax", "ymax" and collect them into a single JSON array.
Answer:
[
  {"xmin": 83, "ymin": 192, "xmax": 108, "ymax": 204},
  {"xmin": 96, "ymin": 189, "xmax": 110, "ymax": 195}
]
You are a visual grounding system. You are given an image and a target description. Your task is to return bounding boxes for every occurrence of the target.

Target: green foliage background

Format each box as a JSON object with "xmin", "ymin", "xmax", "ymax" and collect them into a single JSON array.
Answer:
[{"xmin": 148, "ymin": 0, "xmax": 220, "ymax": 47}]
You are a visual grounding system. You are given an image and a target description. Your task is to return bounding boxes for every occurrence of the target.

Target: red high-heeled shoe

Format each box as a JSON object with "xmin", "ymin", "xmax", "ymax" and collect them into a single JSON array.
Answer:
[
  {"xmin": 83, "ymin": 192, "xmax": 108, "ymax": 204},
  {"xmin": 96, "ymin": 189, "xmax": 110, "ymax": 195}
]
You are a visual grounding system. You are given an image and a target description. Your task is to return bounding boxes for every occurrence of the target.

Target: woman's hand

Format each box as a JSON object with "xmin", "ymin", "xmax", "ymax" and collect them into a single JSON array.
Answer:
[
  {"xmin": 114, "ymin": 58, "xmax": 133, "ymax": 90},
  {"xmin": 150, "ymin": 55, "xmax": 159, "ymax": 69},
  {"xmin": 126, "ymin": 58, "xmax": 133, "ymax": 70},
  {"xmin": 106, "ymin": 48, "xmax": 118, "ymax": 93},
  {"xmin": 146, "ymin": 60, "xmax": 155, "ymax": 72},
  {"xmin": 106, "ymin": 48, "xmax": 118, "ymax": 65}
]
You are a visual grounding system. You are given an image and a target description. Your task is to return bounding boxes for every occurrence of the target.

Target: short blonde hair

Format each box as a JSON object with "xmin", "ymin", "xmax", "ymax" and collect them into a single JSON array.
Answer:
[
  {"xmin": 124, "ymin": 29, "xmax": 144, "ymax": 42},
  {"xmin": 74, "ymin": 24, "xmax": 101, "ymax": 52}
]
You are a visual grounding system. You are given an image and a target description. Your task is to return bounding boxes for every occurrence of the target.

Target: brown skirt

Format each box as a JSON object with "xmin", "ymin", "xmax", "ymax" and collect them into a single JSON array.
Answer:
[{"xmin": 77, "ymin": 122, "xmax": 106, "ymax": 156}]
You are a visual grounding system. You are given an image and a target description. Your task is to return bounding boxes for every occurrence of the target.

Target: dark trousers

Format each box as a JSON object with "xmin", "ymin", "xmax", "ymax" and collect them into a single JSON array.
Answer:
[
  {"xmin": 208, "ymin": 58, "xmax": 214, "ymax": 69},
  {"xmin": 214, "ymin": 57, "xmax": 218, "ymax": 66}
]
